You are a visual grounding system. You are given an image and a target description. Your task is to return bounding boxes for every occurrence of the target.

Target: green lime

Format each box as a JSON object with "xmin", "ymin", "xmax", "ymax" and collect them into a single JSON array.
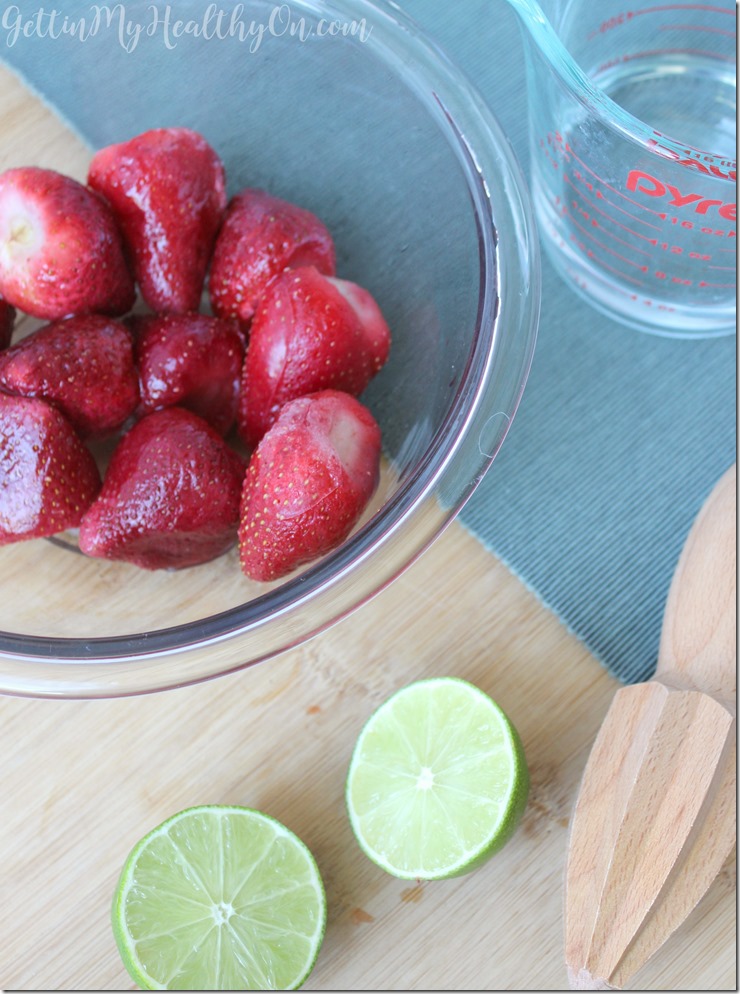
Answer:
[
  {"xmin": 112, "ymin": 805, "xmax": 326, "ymax": 990},
  {"xmin": 346, "ymin": 677, "xmax": 529, "ymax": 880}
]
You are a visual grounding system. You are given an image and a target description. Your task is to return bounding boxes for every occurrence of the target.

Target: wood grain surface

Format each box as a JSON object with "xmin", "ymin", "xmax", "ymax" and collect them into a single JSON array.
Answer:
[
  {"xmin": 565, "ymin": 465, "xmax": 737, "ymax": 990},
  {"xmin": 0, "ymin": 65, "xmax": 735, "ymax": 991}
]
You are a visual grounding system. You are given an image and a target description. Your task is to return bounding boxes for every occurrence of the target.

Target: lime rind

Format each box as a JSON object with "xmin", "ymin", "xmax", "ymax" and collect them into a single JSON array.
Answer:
[
  {"xmin": 112, "ymin": 805, "xmax": 326, "ymax": 991},
  {"xmin": 346, "ymin": 677, "xmax": 529, "ymax": 880}
]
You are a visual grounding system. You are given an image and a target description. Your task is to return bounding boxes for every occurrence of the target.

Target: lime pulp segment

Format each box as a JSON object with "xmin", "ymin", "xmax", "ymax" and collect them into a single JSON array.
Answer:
[
  {"xmin": 112, "ymin": 805, "xmax": 326, "ymax": 990},
  {"xmin": 346, "ymin": 677, "xmax": 529, "ymax": 879}
]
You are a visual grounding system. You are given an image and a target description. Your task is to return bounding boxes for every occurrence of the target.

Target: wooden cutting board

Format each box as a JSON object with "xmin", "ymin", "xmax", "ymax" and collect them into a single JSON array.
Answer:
[{"xmin": 0, "ymin": 66, "xmax": 735, "ymax": 991}]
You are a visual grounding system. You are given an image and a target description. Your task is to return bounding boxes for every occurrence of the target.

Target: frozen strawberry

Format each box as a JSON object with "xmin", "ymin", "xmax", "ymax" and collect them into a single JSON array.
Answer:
[
  {"xmin": 0, "ymin": 167, "xmax": 135, "ymax": 319},
  {"xmin": 79, "ymin": 408, "xmax": 245, "ymax": 570},
  {"xmin": 238, "ymin": 266, "xmax": 390, "ymax": 447},
  {"xmin": 135, "ymin": 313, "xmax": 243, "ymax": 435},
  {"xmin": 0, "ymin": 394, "xmax": 101, "ymax": 544},
  {"xmin": 209, "ymin": 189, "xmax": 336, "ymax": 327},
  {"xmin": 0, "ymin": 315, "xmax": 139, "ymax": 438},
  {"xmin": 88, "ymin": 127, "xmax": 227, "ymax": 314},
  {"xmin": 239, "ymin": 390, "xmax": 381, "ymax": 581},
  {"xmin": 0, "ymin": 299, "xmax": 15, "ymax": 350}
]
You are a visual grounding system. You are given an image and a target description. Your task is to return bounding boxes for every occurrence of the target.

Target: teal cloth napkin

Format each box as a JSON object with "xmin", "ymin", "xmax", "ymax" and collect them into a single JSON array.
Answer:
[{"xmin": 1, "ymin": 1, "xmax": 734, "ymax": 683}]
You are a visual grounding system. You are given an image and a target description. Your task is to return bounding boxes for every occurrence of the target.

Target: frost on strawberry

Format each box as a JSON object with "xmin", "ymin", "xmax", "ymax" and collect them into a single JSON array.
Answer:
[
  {"xmin": 88, "ymin": 127, "xmax": 227, "ymax": 314},
  {"xmin": 0, "ymin": 167, "xmax": 135, "ymax": 320},
  {"xmin": 0, "ymin": 394, "xmax": 101, "ymax": 544},
  {"xmin": 134, "ymin": 313, "xmax": 244, "ymax": 435},
  {"xmin": 0, "ymin": 129, "xmax": 394, "ymax": 584},
  {"xmin": 0, "ymin": 315, "xmax": 139, "ymax": 438},
  {"xmin": 238, "ymin": 266, "xmax": 391, "ymax": 447},
  {"xmin": 209, "ymin": 189, "xmax": 336, "ymax": 327},
  {"xmin": 79, "ymin": 408, "xmax": 246, "ymax": 570},
  {"xmin": 239, "ymin": 390, "xmax": 381, "ymax": 582}
]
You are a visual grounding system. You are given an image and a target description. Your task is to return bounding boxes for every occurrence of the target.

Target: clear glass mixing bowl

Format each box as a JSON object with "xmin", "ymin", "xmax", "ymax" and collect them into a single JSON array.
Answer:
[{"xmin": 0, "ymin": 0, "xmax": 540, "ymax": 697}]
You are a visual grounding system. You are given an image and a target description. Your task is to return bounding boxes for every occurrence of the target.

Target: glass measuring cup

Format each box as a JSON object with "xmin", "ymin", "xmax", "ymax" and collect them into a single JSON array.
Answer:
[{"xmin": 507, "ymin": 0, "xmax": 736, "ymax": 338}]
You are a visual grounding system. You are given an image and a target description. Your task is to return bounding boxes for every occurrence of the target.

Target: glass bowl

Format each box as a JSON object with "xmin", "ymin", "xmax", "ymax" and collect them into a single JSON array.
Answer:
[{"xmin": 0, "ymin": 0, "xmax": 540, "ymax": 697}]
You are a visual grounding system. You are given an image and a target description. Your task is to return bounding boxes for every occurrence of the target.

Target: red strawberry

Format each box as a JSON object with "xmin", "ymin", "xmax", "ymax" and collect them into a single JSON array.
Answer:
[
  {"xmin": 88, "ymin": 127, "xmax": 227, "ymax": 314},
  {"xmin": 238, "ymin": 266, "xmax": 390, "ymax": 447},
  {"xmin": 134, "ymin": 313, "xmax": 244, "ymax": 435},
  {"xmin": 79, "ymin": 408, "xmax": 245, "ymax": 570},
  {"xmin": 0, "ymin": 315, "xmax": 139, "ymax": 438},
  {"xmin": 0, "ymin": 299, "xmax": 15, "ymax": 350},
  {"xmin": 0, "ymin": 394, "xmax": 101, "ymax": 544},
  {"xmin": 239, "ymin": 390, "xmax": 381, "ymax": 581},
  {"xmin": 209, "ymin": 189, "xmax": 336, "ymax": 327},
  {"xmin": 0, "ymin": 167, "xmax": 135, "ymax": 319}
]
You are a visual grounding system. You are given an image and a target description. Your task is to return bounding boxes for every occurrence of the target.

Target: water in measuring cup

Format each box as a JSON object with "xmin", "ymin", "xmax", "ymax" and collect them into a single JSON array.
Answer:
[
  {"xmin": 533, "ymin": 50, "xmax": 736, "ymax": 337},
  {"xmin": 593, "ymin": 51, "xmax": 737, "ymax": 163}
]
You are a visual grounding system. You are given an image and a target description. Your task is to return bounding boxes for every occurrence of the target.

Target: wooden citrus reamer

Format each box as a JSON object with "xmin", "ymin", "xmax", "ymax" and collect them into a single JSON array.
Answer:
[{"xmin": 565, "ymin": 464, "xmax": 736, "ymax": 990}]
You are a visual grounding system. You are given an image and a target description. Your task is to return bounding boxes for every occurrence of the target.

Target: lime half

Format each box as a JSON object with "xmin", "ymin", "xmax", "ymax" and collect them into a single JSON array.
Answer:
[
  {"xmin": 346, "ymin": 677, "xmax": 529, "ymax": 879},
  {"xmin": 112, "ymin": 805, "xmax": 326, "ymax": 990}
]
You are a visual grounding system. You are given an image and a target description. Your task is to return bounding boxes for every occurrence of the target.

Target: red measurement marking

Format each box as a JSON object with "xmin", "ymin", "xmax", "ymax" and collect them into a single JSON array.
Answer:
[
  {"xmin": 564, "ymin": 160, "xmax": 663, "ymax": 229},
  {"xmin": 630, "ymin": 296, "xmax": 678, "ymax": 311},
  {"xmin": 658, "ymin": 23, "xmax": 736, "ymax": 35},
  {"xmin": 565, "ymin": 143, "xmax": 666, "ymax": 216},
  {"xmin": 564, "ymin": 207, "xmax": 647, "ymax": 286},
  {"xmin": 597, "ymin": 46, "xmax": 736, "ymax": 68},
  {"xmin": 708, "ymin": 264, "xmax": 737, "ymax": 271},
  {"xmin": 565, "ymin": 174, "xmax": 655, "ymax": 244},
  {"xmin": 648, "ymin": 239, "xmax": 712, "ymax": 259},
  {"xmin": 630, "ymin": 5, "xmax": 736, "ymax": 19},
  {"xmin": 658, "ymin": 213, "xmax": 737, "ymax": 234},
  {"xmin": 601, "ymin": 193, "xmax": 663, "ymax": 230},
  {"xmin": 565, "ymin": 206, "xmax": 649, "ymax": 272},
  {"xmin": 570, "ymin": 194, "xmax": 653, "ymax": 255},
  {"xmin": 559, "ymin": 199, "xmax": 729, "ymax": 288},
  {"xmin": 588, "ymin": 5, "xmax": 735, "ymax": 40}
]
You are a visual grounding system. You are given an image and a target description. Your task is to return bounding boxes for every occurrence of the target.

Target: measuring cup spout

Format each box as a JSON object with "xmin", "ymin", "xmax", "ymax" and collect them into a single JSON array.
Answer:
[
  {"xmin": 504, "ymin": 0, "xmax": 620, "ymax": 129},
  {"xmin": 503, "ymin": 0, "xmax": 557, "ymax": 49},
  {"xmin": 503, "ymin": 0, "xmax": 560, "ymax": 62}
]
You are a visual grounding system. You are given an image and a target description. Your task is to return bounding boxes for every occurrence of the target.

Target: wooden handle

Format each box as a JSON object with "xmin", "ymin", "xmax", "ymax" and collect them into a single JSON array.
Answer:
[
  {"xmin": 565, "ymin": 681, "xmax": 735, "ymax": 989},
  {"xmin": 566, "ymin": 464, "xmax": 737, "ymax": 989},
  {"xmin": 657, "ymin": 464, "xmax": 736, "ymax": 702}
]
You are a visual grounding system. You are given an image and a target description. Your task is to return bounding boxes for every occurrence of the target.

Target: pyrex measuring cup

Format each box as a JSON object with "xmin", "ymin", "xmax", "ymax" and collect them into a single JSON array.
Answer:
[{"xmin": 507, "ymin": 0, "xmax": 736, "ymax": 338}]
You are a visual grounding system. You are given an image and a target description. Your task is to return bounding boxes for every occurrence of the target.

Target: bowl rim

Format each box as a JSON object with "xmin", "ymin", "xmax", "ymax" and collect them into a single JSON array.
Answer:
[{"xmin": 0, "ymin": 0, "xmax": 541, "ymax": 697}]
